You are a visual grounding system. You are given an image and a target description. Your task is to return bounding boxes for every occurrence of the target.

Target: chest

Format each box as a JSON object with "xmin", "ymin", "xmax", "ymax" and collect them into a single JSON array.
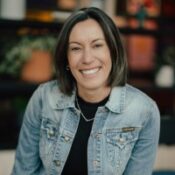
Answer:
[{"xmin": 38, "ymin": 108, "xmax": 142, "ymax": 174}]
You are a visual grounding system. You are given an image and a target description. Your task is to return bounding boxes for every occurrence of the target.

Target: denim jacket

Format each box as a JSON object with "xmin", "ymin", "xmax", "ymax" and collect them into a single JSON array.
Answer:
[{"xmin": 12, "ymin": 80, "xmax": 160, "ymax": 175}]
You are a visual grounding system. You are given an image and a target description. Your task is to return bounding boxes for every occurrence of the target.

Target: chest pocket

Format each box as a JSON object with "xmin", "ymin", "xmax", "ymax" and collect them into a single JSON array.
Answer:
[
  {"xmin": 40, "ymin": 118, "xmax": 59, "ymax": 157},
  {"xmin": 41, "ymin": 118, "xmax": 58, "ymax": 140},
  {"xmin": 105, "ymin": 127, "xmax": 141, "ymax": 169},
  {"xmin": 106, "ymin": 127, "xmax": 140, "ymax": 149}
]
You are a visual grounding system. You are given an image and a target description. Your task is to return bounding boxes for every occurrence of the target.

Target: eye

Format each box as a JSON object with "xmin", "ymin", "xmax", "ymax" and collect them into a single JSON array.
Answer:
[
  {"xmin": 69, "ymin": 46, "xmax": 81, "ymax": 51},
  {"xmin": 93, "ymin": 43, "xmax": 103, "ymax": 48}
]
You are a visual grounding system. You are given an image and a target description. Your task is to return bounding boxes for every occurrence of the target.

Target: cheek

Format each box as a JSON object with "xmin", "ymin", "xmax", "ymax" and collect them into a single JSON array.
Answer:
[
  {"xmin": 68, "ymin": 56, "xmax": 76, "ymax": 68},
  {"xmin": 68, "ymin": 57, "xmax": 79, "ymax": 78},
  {"xmin": 68, "ymin": 53, "xmax": 81, "ymax": 68},
  {"xmin": 104, "ymin": 54, "xmax": 112, "ymax": 71},
  {"xmin": 103, "ymin": 47, "xmax": 112, "ymax": 66},
  {"xmin": 109, "ymin": 59, "xmax": 112, "ymax": 70},
  {"xmin": 67, "ymin": 53, "xmax": 72, "ymax": 66}
]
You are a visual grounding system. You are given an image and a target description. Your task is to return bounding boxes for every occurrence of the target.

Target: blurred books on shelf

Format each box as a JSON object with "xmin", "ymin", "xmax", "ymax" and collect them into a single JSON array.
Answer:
[
  {"xmin": 126, "ymin": 35, "xmax": 156, "ymax": 71},
  {"xmin": 26, "ymin": 0, "xmax": 77, "ymax": 22},
  {"xmin": 126, "ymin": 0, "xmax": 161, "ymax": 17},
  {"xmin": 115, "ymin": 0, "xmax": 160, "ymax": 29},
  {"xmin": 116, "ymin": 0, "xmax": 161, "ymax": 17},
  {"xmin": 115, "ymin": 16, "xmax": 158, "ymax": 29},
  {"xmin": 26, "ymin": 10, "xmax": 54, "ymax": 22}
]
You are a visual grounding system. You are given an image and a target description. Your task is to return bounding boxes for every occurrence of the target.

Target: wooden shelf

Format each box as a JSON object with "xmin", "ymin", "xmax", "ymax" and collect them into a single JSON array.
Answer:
[
  {"xmin": 0, "ymin": 81, "xmax": 38, "ymax": 97},
  {"xmin": 0, "ymin": 19, "xmax": 63, "ymax": 30},
  {"xmin": 119, "ymin": 27, "xmax": 158, "ymax": 36},
  {"xmin": 0, "ymin": 19, "xmax": 174, "ymax": 36}
]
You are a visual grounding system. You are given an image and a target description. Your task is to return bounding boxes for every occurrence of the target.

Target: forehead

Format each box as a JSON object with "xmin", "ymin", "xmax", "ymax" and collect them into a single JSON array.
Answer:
[{"xmin": 69, "ymin": 19, "xmax": 105, "ymax": 41}]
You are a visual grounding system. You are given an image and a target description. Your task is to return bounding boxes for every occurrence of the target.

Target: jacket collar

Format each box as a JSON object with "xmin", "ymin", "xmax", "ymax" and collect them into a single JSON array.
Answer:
[
  {"xmin": 48, "ymin": 81, "xmax": 126, "ymax": 113},
  {"xmin": 48, "ymin": 81, "xmax": 76, "ymax": 109},
  {"xmin": 105, "ymin": 85, "xmax": 126, "ymax": 113}
]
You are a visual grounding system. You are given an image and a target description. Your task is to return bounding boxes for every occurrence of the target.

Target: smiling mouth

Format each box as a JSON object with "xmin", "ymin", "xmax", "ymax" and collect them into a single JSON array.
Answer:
[{"xmin": 81, "ymin": 68, "xmax": 100, "ymax": 75}]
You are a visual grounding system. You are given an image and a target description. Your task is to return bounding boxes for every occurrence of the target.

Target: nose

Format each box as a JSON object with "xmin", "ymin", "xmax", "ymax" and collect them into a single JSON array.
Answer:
[{"xmin": 82, "ymin": 48, "xmax": 94, "ymax": 64}]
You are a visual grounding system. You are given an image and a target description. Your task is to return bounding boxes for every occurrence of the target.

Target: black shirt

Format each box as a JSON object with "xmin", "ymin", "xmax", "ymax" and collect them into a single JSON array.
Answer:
[{"xmin": 61, "ymin": 95, "xmax": 109, "ymax": 175}]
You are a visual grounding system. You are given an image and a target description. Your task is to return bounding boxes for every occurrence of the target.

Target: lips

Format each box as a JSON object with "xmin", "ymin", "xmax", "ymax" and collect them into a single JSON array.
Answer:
[{"xmin": 81, "ymin": 67, "xmax": 100, "ymax": 75}]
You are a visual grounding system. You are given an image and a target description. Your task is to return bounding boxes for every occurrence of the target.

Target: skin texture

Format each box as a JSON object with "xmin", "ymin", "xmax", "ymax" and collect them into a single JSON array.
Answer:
[{"xmin": 68, "ymin": 19, "xmax": 112, "ymax": 102}]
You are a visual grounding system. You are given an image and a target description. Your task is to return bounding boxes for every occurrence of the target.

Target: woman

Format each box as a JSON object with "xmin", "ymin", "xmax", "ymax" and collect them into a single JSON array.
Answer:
[{"xmin": 12, "ymin": 7, "xmax": 160, "ymax": 175}]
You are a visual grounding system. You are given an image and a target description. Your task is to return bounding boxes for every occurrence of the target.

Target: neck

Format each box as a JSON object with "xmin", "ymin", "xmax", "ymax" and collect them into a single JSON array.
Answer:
[{"xmin": 77, "ymin": 86, "xmax": 111, "ymax": 103}]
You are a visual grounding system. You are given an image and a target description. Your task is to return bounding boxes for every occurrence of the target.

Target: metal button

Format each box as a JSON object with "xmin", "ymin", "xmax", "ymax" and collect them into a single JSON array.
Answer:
[
  {"xmin": 48, "ymin": 129, "xmax": 55, "ymax": 138},
  {"xmin": 95, "ymin": 133, "xmax": 100, "ymax": 139},
  {"xmin": 54, "ymin": 160, "xmax": 61, "ymax": 166},
  {"xmin": 118, "ymin": 137, "xmax": 125, "ymax": 144},
  {"xmin": 64, "ymin": 136, "xmax": 70, "ymax": 142},
  {"xmin": 93, "ymin": 160, "xmax": 99, "ymax": 167}
]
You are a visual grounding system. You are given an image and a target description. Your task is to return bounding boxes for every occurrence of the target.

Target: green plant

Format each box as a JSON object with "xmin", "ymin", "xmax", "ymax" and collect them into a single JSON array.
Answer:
[{"xmin": 0, "ymin": 35, "xmax": 57, "ymax": 78}]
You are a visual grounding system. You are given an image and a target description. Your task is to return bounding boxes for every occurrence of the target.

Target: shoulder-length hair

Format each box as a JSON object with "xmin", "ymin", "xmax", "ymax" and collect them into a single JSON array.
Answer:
[{"xmin": 54, "ymin": 7, "xmax": 127, "ymax": 95}]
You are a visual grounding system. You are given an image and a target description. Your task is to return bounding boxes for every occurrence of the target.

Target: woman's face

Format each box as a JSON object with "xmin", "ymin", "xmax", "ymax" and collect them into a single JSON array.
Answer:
[{"xmin": 68, "ymin": 19, "xmax": 112, "ymax": 95}]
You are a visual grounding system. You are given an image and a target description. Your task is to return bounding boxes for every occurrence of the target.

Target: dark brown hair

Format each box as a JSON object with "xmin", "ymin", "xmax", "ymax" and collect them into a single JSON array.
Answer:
[{"xmin": 54, "ymin": 7, "xmax": 127, "ymax": 95}]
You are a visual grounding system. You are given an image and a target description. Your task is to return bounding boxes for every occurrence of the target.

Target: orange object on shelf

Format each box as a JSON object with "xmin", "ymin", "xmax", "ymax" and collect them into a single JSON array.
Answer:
[
  {"xmin": 26, "ymin": 10, "xmax": 54, "ymax": 22},
  {"xmin": 57, "ymin": 0, "xmax": 77, "ymax": 10},
  {"xmin": 126, "ymin": 35, "xmax": 156, "ymax": 71},
  {"xmin": 21, "ymin": 50, "xmax": 53, "ymax": 83}
]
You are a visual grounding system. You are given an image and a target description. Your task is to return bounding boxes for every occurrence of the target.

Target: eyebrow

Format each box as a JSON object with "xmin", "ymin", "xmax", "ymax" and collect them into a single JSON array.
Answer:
[{"xmin": 69, "ymin": 38, "xmax": 105, "ymax": 45}]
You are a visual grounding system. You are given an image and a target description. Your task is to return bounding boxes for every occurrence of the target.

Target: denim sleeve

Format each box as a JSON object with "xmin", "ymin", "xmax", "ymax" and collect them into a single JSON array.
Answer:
[
  {"xmin": 123, "ymin": 102, "xmax": 160, "ymax": 175},
  {"xmin": 11, "ymin": 85, "xmax": 44, "ymax": 175}
]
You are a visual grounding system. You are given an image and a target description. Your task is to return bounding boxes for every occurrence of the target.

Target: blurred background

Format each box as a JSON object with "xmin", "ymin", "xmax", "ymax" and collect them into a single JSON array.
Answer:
[{"xmin": 0, "ymin": 0, "xmax": 174, "ymax": 174}]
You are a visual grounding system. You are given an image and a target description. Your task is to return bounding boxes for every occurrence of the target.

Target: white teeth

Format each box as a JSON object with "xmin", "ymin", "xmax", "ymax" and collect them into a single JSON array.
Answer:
[{"xmin": 81, "ymin": 68, "xmax": 99, "ymax": 75}]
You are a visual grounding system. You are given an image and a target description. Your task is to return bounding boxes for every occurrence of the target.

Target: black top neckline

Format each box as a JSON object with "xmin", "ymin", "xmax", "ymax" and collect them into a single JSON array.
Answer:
[{"xmin": 77, "ymin": 95, "xmax": 109, "ymax": 108}]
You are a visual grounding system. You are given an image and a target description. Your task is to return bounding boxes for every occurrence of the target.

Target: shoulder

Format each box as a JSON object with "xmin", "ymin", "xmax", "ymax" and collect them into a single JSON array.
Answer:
[
  {"xmin": 125, "ymin": 84, "xmax": 160, "ymax": 135},
  {"xmin": 109, "ymin": 84, "xmax": 156, "ymax": 110},
  {"xmin": 125, "ymin": 84, "xmax": 156, "ymax": 107},
  {"xmin": 107, "ymin": 84, "xmax": 158, "ymax": 115},
  {"xmin": 35, "ymin": 80, "xmax": 61, "ymax": 106},
  {"xmin": 36, "ymin": 80, "xmax": 75, "ymax": 109},
  {"xmin": 26, "ymin": 80, "xmax": 59, "ymax": 108},
  {"xmin": 125, "ymin": 84, "xmax": 160, "ymax": 119},
  {"xmin": 22, "ymin": 81, "xmax": 60, "ymax": 125},
  {"xmin": 36, "ymin": 80, "xmax": 63, "ymax": 99},
  {"xmin": 38, "ymin": 79, "xmax": 59, "ymax": 92}
]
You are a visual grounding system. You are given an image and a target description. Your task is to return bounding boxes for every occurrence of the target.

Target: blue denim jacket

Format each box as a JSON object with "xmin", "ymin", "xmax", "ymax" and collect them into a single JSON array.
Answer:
[{"xmin": 12, "ymin": 80, "xmax": 160, "ymax": 175}]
